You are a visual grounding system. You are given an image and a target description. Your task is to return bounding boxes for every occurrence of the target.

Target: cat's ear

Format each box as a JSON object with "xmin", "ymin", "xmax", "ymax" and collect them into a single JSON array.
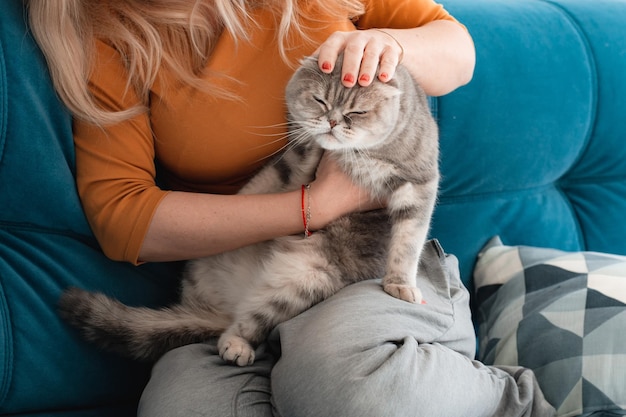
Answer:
[
  {"xmin": 300, "ymin": 55, "xmax": 319, "ymax": 68},
  {"xmin": 383, "ymin": 81, "xmax": 404, "ymax": 98},
  {"xmin": 384, "ymin": 74, "xmax": 401, "ymax": 88}
]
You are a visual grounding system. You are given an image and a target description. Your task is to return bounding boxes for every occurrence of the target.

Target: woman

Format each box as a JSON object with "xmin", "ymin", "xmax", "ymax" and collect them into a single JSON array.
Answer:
[{"xmin": 27, "ymin": 0, "xmax": 554, "ymax": 416}]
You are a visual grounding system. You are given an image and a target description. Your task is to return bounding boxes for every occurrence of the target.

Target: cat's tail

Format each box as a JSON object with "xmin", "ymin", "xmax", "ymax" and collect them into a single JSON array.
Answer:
[{"xmin": 58, "ymin": 287, "xmax": 230, "ymax": 362}]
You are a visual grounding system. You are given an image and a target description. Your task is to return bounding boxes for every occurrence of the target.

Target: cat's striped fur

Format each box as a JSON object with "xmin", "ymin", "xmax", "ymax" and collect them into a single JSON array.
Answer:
[{"xmin": 59, "ymin": 56, "xmax": 439, "ymax": 366}]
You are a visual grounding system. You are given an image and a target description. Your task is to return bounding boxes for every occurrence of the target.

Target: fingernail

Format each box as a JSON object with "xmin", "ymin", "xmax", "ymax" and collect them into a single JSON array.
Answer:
[
  {"xmin": 321, "ymin": 61, "xmax": 332, "ymax": 71},
  {"xmin": 359, "ymin": 74, "xmax": 370, "ymax": 83},
  {"xmin": 343, "ymin": 74, "xmax": 355, "ymax": 84},
  {"xmin": 379, "ymin": 72, "xmax": 389, "ymax": 81}
]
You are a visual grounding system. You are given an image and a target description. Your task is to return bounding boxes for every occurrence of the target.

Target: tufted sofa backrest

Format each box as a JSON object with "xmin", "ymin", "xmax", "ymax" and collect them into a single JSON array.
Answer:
[
  {"xmin": 431, "ymin": 0, "xmax": 626, "ymax": 283},
  {"xmin": 0, "ymin": 2, "xmax": 180, "ymax": 414}
]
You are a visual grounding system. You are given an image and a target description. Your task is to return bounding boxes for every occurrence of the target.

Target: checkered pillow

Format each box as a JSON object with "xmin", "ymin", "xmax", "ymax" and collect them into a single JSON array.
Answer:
[{"xmin": 473, "ymin": 237, "xmax": 626, "ymax": 417}]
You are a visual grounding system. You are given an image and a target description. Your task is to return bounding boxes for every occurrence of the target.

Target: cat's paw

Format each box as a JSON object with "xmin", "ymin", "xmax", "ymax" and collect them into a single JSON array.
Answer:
[
  {"xmin": 217, "ymin": 334, "xmax": 256, "ymax": 366},
  {"xmin": 383, "ymin": 283, "xmax": 423, "ymax": 304}
]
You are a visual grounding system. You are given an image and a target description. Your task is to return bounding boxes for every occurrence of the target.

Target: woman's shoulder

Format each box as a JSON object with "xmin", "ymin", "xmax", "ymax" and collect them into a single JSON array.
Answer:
[{"xmin": 355, "ymin": 0, "xmax": 457, "ymax": 29}]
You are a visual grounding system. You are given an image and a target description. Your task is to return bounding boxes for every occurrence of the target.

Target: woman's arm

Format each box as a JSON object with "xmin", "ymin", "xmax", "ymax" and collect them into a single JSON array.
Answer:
[
  {"xmin": 316, "ymin": 20, "xmax": 476, "ymax": 96},
  {"xmin": 139, "ymin": 154, "xmax": 379, "ymax": 262},
  {"xmin": 379, "ymin": 20, "xmax": 475, "ymax": 96}
]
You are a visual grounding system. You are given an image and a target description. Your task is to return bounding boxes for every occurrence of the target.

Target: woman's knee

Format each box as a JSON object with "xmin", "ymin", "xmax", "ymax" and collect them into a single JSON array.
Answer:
[
  {"xmin": 138, "ymin": 343, "xmax": 274, "ymax": 417},
  {"xmin": 272, "ymin": 336, "xmax": 457, "ymax": 417},
  {"xmin": 138, "ymin": 345, "xmax": 210, "ymax": 417}
]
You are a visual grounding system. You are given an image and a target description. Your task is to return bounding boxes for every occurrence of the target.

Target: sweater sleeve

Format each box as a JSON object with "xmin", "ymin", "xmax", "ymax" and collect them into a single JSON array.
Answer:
[
  {"xmin": 355, "ymin": 0, "xmax": 460, "ymax": 29},
  {"xmin": 73, "ymin": 40, "xmax": 169, "ymax": 264}
]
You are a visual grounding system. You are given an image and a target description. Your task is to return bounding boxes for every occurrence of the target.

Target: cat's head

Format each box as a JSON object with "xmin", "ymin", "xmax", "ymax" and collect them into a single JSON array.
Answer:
[{"xmin": 285, "ymin": 55, "xmax": 403, "ymax": 151}]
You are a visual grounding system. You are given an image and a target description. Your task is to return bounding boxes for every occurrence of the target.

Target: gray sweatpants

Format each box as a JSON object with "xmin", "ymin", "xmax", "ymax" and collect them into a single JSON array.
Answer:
[{"xmin": 138, "ymin": 240, "xmax": 555, "ymax": 417}]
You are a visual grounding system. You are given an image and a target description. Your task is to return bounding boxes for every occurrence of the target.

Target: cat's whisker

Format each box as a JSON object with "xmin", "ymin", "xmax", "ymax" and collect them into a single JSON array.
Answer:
[
  {"xmin": 246, "ymin": 132, "xmax": 312, "ymax": 165},
  {"xmin": 357, "ymin": 152, "xmax": 374, "ymax": 208},
  {"xmin": 259, "ymin": 130, "xmax": 313, "ymax": 166},
  {"xmin": 341, "ymin": 147, "xmax": 366, "ymax": 208},
  {"xmin": 242, "ymin": 122, "xmax": 294, "ymax": 143},
  {"xmin": 251, "ymin": 133, "xmax": 290, "ymax": 143},
  {"xmin": 286, "ymin": 130, "xmax": 313, "ymax": 148},
  {"xmin": 356, "ymin": 147, "xmax": 385, "ymax": 200},
  {"xmin": 244, "ymin": 137, "xmax": 291, "ymax": 156},
  {"xmin": 262, "ymin": 136, "xmax": 308, "ymax": 163},
  {"xmin": 250, "ymin": 146, "xmax": 289, "ymax": 165},
  {"xmin": 247, "ymin": 131, "xmax": 290, "ymax": 138},
  {"xmin": 245, "ymin": 125, "xmax": 310, "ymax": 154},
  {"xmin": 246, "ymin": 121, "xmax": 292, "ymax": 130}
]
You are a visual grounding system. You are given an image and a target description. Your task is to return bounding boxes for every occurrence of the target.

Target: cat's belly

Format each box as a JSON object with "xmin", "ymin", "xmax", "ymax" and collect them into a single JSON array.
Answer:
[{"xmin": 184, "ymin": 242, "xmax": 271, "ymax": 314}]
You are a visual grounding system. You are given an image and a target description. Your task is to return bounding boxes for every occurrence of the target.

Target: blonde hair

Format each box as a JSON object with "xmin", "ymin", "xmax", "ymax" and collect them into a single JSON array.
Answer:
[{"xmin": 26, "ymin": 0, "xmax": 365, "ymax": 126}]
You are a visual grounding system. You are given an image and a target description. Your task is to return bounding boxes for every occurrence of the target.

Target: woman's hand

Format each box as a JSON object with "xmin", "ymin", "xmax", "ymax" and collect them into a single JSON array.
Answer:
[
  {"xmin": 307, "ymin": 153, "xmax": 384, "ymax": 231},
  {"xmin": 315, "ymin": 21, "xmax": 475, "ymax": 96},
  {"xmin": 314, "ymin": 29, "xmax": 404, "ymax": 88}
]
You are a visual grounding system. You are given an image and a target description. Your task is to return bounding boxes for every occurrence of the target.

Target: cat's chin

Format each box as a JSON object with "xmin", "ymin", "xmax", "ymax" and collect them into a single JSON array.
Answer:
[
  {"xmin": 317, "ymin": 135, "xmax": 385, "ymax": 152},
  {"xmin": 315, "ymin": 134, "xmax": 346, "ymax": 151}
]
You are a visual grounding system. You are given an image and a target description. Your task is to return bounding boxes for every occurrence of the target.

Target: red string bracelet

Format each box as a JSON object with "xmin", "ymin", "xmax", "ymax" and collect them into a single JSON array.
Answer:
[{"xmin": 301, "ymin": 184, "xmax": 312, "ymax": 238}]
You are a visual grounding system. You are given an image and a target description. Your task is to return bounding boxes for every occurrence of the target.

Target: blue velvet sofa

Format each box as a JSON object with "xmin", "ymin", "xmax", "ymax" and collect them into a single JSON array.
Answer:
[{"xmin": 2, "ymin": 0, "xmax": 625, "ymax": 415}]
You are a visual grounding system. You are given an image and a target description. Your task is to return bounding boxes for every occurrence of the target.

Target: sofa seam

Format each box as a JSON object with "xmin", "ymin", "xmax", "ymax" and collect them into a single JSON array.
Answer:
[
  {"xmin": 553, "ymin": 183, "xmax": 587, "ymax": 252},
  {"xmin": 438, "ymin": 183, "xmax": 563, "ymax": 204},
  {"xmin": 538, "ymin": 0, "xmax": 600, "ymax": 173},
  {"xmin": 0, "ymin": 266, "xmax": 14, "ymax": 408},
  {"xmin": 558, "ymin": 174, "xmax": 626, "ymax": 187},
  {"xmin": 0, "ymin": 221, "xmax": 98, "ymax": 248},
  {"xmin": 0, "ymin": 36, "xmax": 10, "ymax": 408},
  {"xmin": 438, "ymin": 174, "xmax": 626, "ymax": 205},
  {"xmin": 0, "ymin": 32, "xmax": 7, "ymax": 169}
]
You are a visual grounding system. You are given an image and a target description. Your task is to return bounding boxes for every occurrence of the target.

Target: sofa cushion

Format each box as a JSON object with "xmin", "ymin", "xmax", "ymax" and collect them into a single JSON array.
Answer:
[
  {"xmin": 474, "ymin": 237, "xmax": 626, "ymax": 417},
  {"xmin": 0, "ymin": 1, "xmax": 180, "ymax": 415},
  {"xmin": 431, "ymin": 0, "xmax": 626, "ymax": 284}
]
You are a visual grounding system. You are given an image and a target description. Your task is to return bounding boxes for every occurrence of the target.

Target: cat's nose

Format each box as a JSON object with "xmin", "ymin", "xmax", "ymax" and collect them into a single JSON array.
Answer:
[{"xmin": 329, "ymin": 119, "xmax": 337, "ymax": 129}]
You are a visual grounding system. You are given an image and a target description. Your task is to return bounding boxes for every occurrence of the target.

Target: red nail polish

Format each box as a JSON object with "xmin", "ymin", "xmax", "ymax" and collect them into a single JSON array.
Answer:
[
  {"xmin": 321, "ymin": 61, "xmax": 331, "ymax": 71},
  {"xmin": 379, "ymin": 72, "xmax": 389, "ymax": 81},
  {"xmin": 359, "ymin": 74, "xmax": 370, "ymax": 83},
  {"xmin": 343, "ymin": 74, "xmax": 355, "ymax": 84}
]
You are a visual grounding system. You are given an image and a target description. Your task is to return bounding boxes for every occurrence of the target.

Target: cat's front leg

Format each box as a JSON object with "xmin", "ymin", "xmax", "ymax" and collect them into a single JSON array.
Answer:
[
  {"xmin": 383, "ymin": 231, "xmax": 425, "ymax": 304},
  {"xmin": 218, "ymin": 241, "xmax": 339, "ymax": 366},
  {"xmin": 238, "ymin": 143, "xmax": 323, "ymax": 195},
  {"xmin": 382, "ymin": 181, "xmax": 437, "ymax": 304},
  {"xmin": 217, "ymin": 330, "xmax": 256, "ymax": 366}
]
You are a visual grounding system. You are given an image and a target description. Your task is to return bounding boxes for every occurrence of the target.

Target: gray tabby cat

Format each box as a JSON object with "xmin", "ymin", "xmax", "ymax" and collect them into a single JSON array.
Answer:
[{"xmin": 59, "ymin": 55, "xmax": 439, "ymax": 367}]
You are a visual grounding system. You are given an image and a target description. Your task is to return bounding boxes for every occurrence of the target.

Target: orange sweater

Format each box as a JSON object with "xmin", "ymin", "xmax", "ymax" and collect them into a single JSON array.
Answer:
[{"xmin": 73, "ymin": 0, "xmax": 458, "ymax": 263}]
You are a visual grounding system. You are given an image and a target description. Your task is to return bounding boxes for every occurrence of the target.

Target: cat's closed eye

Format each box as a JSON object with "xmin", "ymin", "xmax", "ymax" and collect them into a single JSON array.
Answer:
[{"xmin": 313, "ymin": 96, "xmax": 328, "ymax": 108}]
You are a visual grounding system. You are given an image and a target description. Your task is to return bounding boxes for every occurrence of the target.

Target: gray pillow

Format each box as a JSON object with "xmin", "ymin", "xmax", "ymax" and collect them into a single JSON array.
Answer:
[{"xmin": 473, "ymin": 237, "xmax": 626, "ymax": 417}]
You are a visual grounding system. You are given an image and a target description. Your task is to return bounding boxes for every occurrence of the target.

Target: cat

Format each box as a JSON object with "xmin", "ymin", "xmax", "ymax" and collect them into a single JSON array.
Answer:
[{"xmin": 59, "ymin": 55, "xmax": 440, "ymax": 367}]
